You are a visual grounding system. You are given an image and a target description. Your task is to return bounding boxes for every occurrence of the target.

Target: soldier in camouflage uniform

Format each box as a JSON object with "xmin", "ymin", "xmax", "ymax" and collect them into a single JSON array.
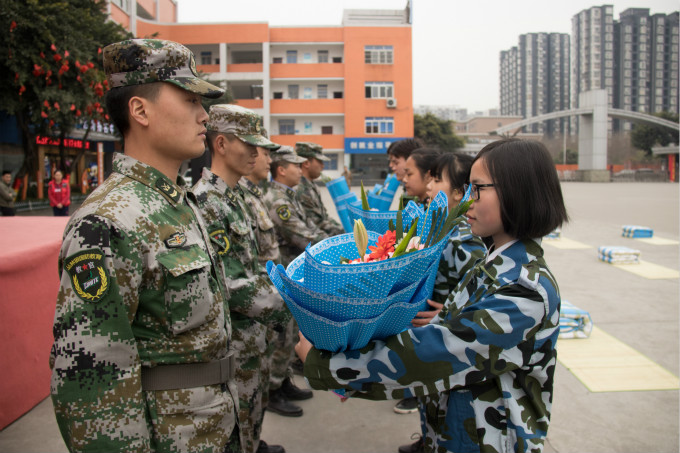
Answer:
[
  {"xmin": 296, "ymin": 139, "xmax": 568, "ymax": 453},
  {"xmin": 50, "ymin": 39, "xmax": 240, "ymax": 453},
  {"xmin": 192, "ymin": 104, "xmax": 291, "ymax": 453},
  {"xmin": 294, "ymin": 142, "xmax": 344, "ymax": 236},
  {"xmin": 263, "ymin": 147, "xmax": 329, "ymax": 266}
]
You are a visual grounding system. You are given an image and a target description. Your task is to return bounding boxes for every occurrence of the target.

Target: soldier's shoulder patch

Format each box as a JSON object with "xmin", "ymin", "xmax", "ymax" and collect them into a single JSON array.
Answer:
[
  {"xmin": 276, "ymin": 205, "xmax": 291, "ymax": 221},
  {"xmin": 209, "ymin": 228, "xmax": 230, "ymax": 255},
  {"xmin": 155, "ymin": 178, "xmax": 181, "ymax": 203},
  {"xmin": 64, "ymin": 249, "xmax": 109, "ymax": 303}
]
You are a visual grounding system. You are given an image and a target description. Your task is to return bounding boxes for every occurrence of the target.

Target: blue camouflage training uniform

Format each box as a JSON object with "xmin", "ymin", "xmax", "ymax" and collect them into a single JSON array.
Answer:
[
  {"xmin": 50, "ymin": 154, "xmax": 238, "ymax": 453},
  {"xmin": 193, "ymin": 168, "xmax": 290, "ymax": 453},
  {"xmin": 304, "ymin": 238, "xmax": 560, "ymax": 453}
]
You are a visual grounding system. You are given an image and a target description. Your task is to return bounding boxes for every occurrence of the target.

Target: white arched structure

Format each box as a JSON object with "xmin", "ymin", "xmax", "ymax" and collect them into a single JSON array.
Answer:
[{"xmin": 493, "ymin": 90, "xmax": 679, "ymax": 178}]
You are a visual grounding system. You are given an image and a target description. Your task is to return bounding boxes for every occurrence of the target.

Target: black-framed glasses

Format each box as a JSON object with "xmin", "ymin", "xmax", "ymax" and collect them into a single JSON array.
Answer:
[{"xmin": 464, "ymin": 183, "xmax": 495, "ymax": 201}]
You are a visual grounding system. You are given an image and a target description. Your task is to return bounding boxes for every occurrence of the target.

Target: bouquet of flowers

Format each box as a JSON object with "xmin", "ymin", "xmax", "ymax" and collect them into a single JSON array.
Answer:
[
  {"xmin": 346, "ymin": 182, "xmax": 423, "ymax": 235},
  {"xmin": 267, "ymin": 191, "xmax": 473, "ymax": 352}
]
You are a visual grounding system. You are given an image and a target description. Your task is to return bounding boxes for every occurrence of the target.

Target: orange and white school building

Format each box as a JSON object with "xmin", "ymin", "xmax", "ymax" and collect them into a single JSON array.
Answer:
[{"xmin": 108, "ymin": 0, "xmax": 414, "ymax": 180}]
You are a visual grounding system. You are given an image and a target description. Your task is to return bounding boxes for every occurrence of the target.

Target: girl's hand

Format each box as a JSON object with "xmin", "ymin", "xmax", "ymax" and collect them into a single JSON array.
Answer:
[
  {"xmin": 411, "ymin": 299, "xmax": 443, "ymax": 327},
  {"xmin": 295, "ymin": 331, "xmax": 313, "ymax": 364}
]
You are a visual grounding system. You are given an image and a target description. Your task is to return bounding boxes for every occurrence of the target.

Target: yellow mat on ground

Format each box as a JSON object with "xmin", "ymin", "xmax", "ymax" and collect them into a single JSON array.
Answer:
[
  {"xmin": 610, "ymin": 260, "xmax": 679, "ymax": 279},
  {"xmin": 543, "ymin": 237, "xmax": 592, "ymax": 250},
  {"xmin": 557, "ymin": 326, "xmax": 679, "ymax": 392},
  {"xmin": 635, "ymin": 237, "xmax": 680, "ymax": 246}
]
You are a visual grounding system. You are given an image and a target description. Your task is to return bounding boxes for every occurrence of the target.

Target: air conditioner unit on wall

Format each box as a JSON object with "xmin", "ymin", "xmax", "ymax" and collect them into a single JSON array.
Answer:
[{"xmin": 386, "ymin": 97, "xmax": 397, "ymax": 108}]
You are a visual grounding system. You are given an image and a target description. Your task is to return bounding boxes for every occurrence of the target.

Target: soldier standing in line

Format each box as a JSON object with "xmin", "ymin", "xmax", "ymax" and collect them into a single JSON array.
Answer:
[
  {"xmin": 193, "ymin": 104, "xmax": 291, "ymax": 453},
  {"xmin": 263, "ymin": 146, "xmax": 329, "ymax": 266},
  {"xmin": 50, "ymin": 39, "xmax": 240, "ymax": 453},
  {"xmin": 294, "ymin": 142, "xmax": 344, "ymax": 236},
  {"xmin": 240, "ymin": 146, "xmax": 313, "ymax": 418}
]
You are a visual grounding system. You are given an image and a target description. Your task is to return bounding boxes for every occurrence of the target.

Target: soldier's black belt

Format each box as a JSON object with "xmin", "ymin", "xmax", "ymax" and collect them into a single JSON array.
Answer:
[{"xmin": 141, "ymin": 353, "xmax": 235, "ymax": 391}]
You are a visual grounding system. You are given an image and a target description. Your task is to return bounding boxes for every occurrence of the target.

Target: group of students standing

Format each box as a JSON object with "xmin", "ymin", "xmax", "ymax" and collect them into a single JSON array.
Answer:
[{"xmin": 48, "ymin": 37, "xmax": 569, "ymax": 453}]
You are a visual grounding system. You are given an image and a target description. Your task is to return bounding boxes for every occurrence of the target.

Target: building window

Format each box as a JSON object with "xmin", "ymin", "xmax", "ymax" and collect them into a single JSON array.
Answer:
[
  {"xmin": 321, "ymin": 126, "xmax": 333, "ymax": 134},
  {"xmin": 286, "ymin": 50, "xmax": 297, "ymax": 64},
  {"xmin": 288, "ymin": 85, "xmax": 299, "ymax": 99},
  {"xmin": 365, "ymin": 117, "xmax": 394, "ymax": 134},
  {"xmin": 279, "ymin": 120, "xmax": 295, "ymax": 135},
  {"xmin": 318, "ymin": 84, "xmax": 328, "ymax": 99},
  {"xmin": 318, "ymin": 50, "xmax": 329, "ymax": 63},
  {"xmin": 200, "ymin": 51, "xmax": 212, "ymax": 65},
  {"xmin": 273, "ymin": 57, "xmax": 283, "ymax": 64},
  {"xmin": 364, "ymin": 45, "xmax": 393, "ymax": 64},
  {"xmin": 303, "ymin": 52, "xmax": 312, "ymax": 63},
  {"xmin": 303, "ymin": 87, "xmax": 312, "ymax": 99},
  {"xmin": 365, "ymin": 81, "xmax": 394, "ymax": 98},
  {"xmin": 273, "ymin": 92, "xmax": 283, "ymax": 99},
  {"xmin": 332, "ymin": 56, "xmax": 342, "ymax": 63},
  {"xmin": 324, "ymin": 153, "xmax": 339, "ymax": 171}
]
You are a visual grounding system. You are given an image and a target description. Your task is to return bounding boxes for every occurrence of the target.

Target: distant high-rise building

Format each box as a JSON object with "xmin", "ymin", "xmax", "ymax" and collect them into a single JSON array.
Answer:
[
  {"xmin": 613, "ymin": 8, "xmax": 679, "ymax": 129},
  {"xmin": 499, "ymin": 32, "xmax": 570, "ymax": 135}
]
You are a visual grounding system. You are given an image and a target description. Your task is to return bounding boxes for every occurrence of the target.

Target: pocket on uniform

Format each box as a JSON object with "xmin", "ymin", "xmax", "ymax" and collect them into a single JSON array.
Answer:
[
  {"xmin": 146, "ymin": 385, "xmax": 237, "ymax": 453},
  {"xmin": 157, "ymin": 245, "xmax": 217, "ymax": 334}
]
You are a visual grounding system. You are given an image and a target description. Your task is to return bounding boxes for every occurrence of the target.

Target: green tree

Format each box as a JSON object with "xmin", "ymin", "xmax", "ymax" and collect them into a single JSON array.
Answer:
[
  {"xmin": 0, "ymin": 0, "xmax": 129, "ymax": 181},
  {"xmin": 414, "ymin": 113, "xmax": 464, "ymax": 150},
  {"xmin": 630, "ymin": 111, "xmax": 679, "ymax": 155}
]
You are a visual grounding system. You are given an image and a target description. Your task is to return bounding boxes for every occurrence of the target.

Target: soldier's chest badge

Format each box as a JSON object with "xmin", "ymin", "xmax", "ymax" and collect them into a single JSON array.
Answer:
[
  {"xmin": 276, "ymin": 205, "xmax": 291, "ymax": 221},
  {"xmin": 165, "ymin": 232, "xmax": 187, "ymax": 248},
  {"xmin": 209, "ymin": 228, "xmax": 230, "ymax": 255},
  {"xmin": 64, "ymin": 249, "xmax": 109, "ymax": 303}
]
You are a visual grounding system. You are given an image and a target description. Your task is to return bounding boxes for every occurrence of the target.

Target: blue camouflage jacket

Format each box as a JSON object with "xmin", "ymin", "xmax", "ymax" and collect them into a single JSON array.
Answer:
[{"xmin": 304, "ymin": 238, "xmax": 560, "ymax": 453}]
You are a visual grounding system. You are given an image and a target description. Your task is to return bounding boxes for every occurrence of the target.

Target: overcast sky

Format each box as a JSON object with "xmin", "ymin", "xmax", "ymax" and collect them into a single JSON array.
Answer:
[{"xmin": 178, "ymin": 0, "xmax": 679, "ymax": 112}]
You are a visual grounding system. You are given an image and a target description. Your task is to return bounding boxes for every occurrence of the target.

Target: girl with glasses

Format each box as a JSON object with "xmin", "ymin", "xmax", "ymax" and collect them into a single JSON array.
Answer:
[{"xmin": 296, "ymin": 138, "xmax": 568, "ymax": 453}]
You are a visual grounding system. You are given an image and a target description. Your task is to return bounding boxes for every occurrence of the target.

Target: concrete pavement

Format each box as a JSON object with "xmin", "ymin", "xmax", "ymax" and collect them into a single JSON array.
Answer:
[{"xmin": 0, "ymin": 181, "xmax": 677, "ymax": 453}]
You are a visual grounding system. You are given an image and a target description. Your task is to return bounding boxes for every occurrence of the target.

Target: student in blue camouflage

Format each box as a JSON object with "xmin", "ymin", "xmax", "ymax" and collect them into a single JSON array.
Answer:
[
  {"xmin": 402, "ymin": 148, "xmax": 439, "ymax": 206},
  {"xmin": 296, "ymin": 138, "xmax": 569, "ymax": 453}
]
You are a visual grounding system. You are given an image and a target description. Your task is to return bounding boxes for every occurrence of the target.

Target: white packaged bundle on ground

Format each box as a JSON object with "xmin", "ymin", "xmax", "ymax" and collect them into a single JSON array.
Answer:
[
  {"xmin": 598, "ymin": 245, "xmax": 641, "ymax": 264},
  {"xmin": 558, "ymin": 300, "xmax": 593, "ymax": 339},
  {"xmin": 622, "ymin": 225, "xmax": 654, "ymax": 238}
]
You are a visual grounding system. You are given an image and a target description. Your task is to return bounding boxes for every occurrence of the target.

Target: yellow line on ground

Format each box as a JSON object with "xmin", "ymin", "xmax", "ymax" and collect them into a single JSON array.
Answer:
[
  {"xmin": 557, "ymin": 326, "xmax": 679, "ymax": 392},
  {"xmin": 610, "ymin": 260, "xmax": 679, "ymax": 279},
  {"xmin": 542, "ymin": 237, "xmax": 592, "ymax": 249},
  {"xmin": 634, "ymin": 237, "xmax": 680, "ymax": 246}
]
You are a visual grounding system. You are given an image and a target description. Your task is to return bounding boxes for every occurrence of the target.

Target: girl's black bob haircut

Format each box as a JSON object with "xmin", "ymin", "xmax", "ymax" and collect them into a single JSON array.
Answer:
[{"xmin": 474, "ymin": 138, "xmax": 569, "ymax": 240}]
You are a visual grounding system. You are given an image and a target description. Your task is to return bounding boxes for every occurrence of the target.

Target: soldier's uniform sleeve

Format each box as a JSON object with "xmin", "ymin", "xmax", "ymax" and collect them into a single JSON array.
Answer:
[
  {"xmin": 50, "ymin": 214, "xmax": 150, "ymax": 452},
  {"xmin": 297, "ymin": 186, "xmax": 344, "ymax": 236},
  {"xmin": 303, "ymin": 264, "xmax": 559, "ymax": 401},
  {"xmin": 432, "ymin": 222, "xmax": 486, "ymax": 304},
  {"xmin": 268, "ymin": 197, "xmax": 328, "ymax": 251}
]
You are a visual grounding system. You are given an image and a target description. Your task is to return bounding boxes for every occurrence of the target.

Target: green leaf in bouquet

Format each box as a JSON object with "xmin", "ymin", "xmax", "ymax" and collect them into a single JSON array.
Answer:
[
  {"xmin": 398, "ymin": 196, "xmax": 404, "ymax": 211},
  {"xmin": 392, "ymin": 218, "xmax": 418, "ymax": 258},
  {"xmin": 396, "ymin": 210, "xmax": 403, "ymax": 242},
  {"xmin": 433, "ymin": 199, "xmax": 474, "ymax": 244},
  {"xmin": 339, "ymin": 256, "xmax": 351, "ymax": 264},
  {"xmin": 360, "ymin": 182, "xmax": 370, "ymax": 210},
  {"xmin": 388, "ymin": 219, "xmax": 395, "ymax": 232},
  {"xmin": 424, "ymin": 207, "xmax": 442, "ymax": 247}
]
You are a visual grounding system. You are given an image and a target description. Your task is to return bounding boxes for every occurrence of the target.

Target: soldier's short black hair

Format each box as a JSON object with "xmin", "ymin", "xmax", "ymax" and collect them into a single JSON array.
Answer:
[
  {"xmin": 205, "ymin": 131, "xmax": 238, "ymax": 156},
  {"xmin": 2, "ymin": 170, "xmax": 11, "ymax": 176},
  {"xmin": 433, "ymin": 152, "xmax": 473, "ymax": 192},
  {"xmin": 387, "ymin": 138, "xmax": 424, "ymax": 159},
  {"xmin": 270, "ymin": 160, "xmax": 290, "ymax": 180},
  {"xmin": 105, "ymin": 82, "xmax": 162, "ymax": 136},
  {"xmin": 474, "ymin": 139, "xmax": 568, "ymax": 240}
]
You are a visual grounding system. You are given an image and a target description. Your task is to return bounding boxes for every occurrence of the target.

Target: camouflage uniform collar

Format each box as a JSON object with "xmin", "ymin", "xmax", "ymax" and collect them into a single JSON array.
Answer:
[
  {"xmin": 201, "ymin": 167, "xmax": 241, "ymax": 207},
  {"xmin": 271, "ymin": 180, "xmax": 296, "ymax": 199},
  {"xmin": 113, "ymin": 153, "xmax": 184, "ymax": 205},
  {"xmin": 239, "ymin": 177, "xmax": 263, "ymax": 198}
]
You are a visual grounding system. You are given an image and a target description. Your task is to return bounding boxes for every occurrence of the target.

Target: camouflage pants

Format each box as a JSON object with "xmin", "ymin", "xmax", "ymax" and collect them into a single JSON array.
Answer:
[
  {"xmin": 232, "ymin": 318, "xmax": 270, "ymax": 453},
  {"xmin": 267, "ymin": 316, "xmax": 298, "ymax": 390}
]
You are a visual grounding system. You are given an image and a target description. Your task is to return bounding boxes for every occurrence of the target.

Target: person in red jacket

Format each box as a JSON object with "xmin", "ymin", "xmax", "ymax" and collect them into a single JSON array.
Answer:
[{"xmin": 48, "ymin": 170, "xmax": 71, "ymax": 216}]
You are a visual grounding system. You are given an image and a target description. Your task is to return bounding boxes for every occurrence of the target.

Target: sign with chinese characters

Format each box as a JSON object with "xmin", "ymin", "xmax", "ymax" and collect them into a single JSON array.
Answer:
[
  {"xmin": 36, "ymin": 136, "xmax": 92, "ymax": 150},
  {"xmin": 344, "ymin": 137, "xmax": 409, "ymax": 154}
]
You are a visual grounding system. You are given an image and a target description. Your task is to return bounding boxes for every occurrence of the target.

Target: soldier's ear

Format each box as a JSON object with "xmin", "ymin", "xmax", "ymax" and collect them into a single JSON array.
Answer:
[
  {"xmin": 128, "ymin": 96, "xmax": 149, "ymax": 127},
  {"xmin": 214, "ymin": 134, "xmax": 228, "ymax": 155}
]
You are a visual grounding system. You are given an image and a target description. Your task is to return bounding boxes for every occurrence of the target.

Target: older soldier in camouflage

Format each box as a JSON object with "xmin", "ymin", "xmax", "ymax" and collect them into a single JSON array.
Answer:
[
  {"xmin": 300, "ymin": 239, "xmax": 560, "ymax": 453},
  {"xmin": 263, "ymin": 147, "xmax": 329, "ymax": 266},
  {"xmin": 50, "ymin": 39, "xmax": 239, "ymax": 453},
  {"xmin": 294, "ymin": 142, "xmax": 344, "ymax": 236},
  {"xmin": 193, "ymin": 104, "xmax": 291, "ymax": 453}
]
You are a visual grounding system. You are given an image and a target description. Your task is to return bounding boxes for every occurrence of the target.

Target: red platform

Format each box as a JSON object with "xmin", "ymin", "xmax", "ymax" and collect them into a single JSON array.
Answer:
[{"xmin": 0, "ymin": 216, "xmax": 68, "ymax": 429}]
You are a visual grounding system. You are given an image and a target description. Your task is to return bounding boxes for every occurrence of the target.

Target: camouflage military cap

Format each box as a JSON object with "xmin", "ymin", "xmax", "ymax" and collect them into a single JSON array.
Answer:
[
  {"xmin": 103, "ymin": 39, "xmax": 224, "ymax": 98},
  {"xmin": 271, "ymin": 145, "xmax": 307, "ymax": 164},
  {"xmin": 207, "ymin": 104, "xmax": 280, "ymax": 150},
  {"xmin": 295, "ymin": 142, "xmax": 329, "ymax": 161}
]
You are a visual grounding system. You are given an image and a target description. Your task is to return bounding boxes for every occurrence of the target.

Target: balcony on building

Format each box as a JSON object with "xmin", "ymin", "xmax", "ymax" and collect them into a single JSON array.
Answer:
[
  {"xmin": 229, "ymin": 81, "xmax": 264, "ymax": 110},
  {"xmin": 270, "ymin": 43, "xmax": 344, "ymax": 79},
  {"xmin": 269, "ymin": 115, "xmax": 345, "ymax": 151},
  {"xmin": 227, "ymin": 43, "xmax": 264, "ymax": 76}
]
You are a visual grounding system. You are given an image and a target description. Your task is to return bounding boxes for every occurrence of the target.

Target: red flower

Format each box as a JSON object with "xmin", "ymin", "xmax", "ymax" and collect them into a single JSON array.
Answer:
[
  {"xmin": 64, "ymin": 50, "xmax": 69, "ymax": 57},
  {"xmin": 14, "ymin": 72, "xmax": 19, "ymax": 81},
  {"xmin": 70, "ymin": 104, "xmax": 76, "ymax": 111},
  {"xmin": 58, "ymin": 63, "xmax": 69, "ymax": 75},
  {"xmin": 80, "ymin": 65, "xmax": 88, "ymax": 73},
  {"xmin": 10, "ymin": 21, "xmax": 17, "ymax": 32},
  {"xmin": 18, "ymin": 85, "xmax": 26, "ymax": 95},
  {"xmin": 50, "ymin": 44, "xmax": 57, "ymax": 51},
  {"xmin": 43, "ymin": 100, "xmax": 50, "ymax": 108},
  {"xmin": 75, "ymin": 110, "xmax": 81, "ymax": 117},
  {"xmin": 87, "ymin": 62, "xmax": 94, "ymax": 69},
  {"xmin": 94, "ymin": 83, "xmax": 104, "ymax": 97},
  {"xmin": 40, "ymin": 52, "xmax": 45, "ymax": 59},
  {"xmin": 32, "ymin": 64, "xmax": 43, "ymax": 77},
  {"xmin": 41, "ymin": 111, "xmax": 48, "ymax": 118},
  {"xmin": 367, "ymin": 230, "xmax": 396, "ymax": 261},
  {"xmin": 53, "ymin": 53, "xmax": 62, "ymax": 62},
  {"xmin": 54, "ymin": 102, "xmax": 60, "ymax": 110}
]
